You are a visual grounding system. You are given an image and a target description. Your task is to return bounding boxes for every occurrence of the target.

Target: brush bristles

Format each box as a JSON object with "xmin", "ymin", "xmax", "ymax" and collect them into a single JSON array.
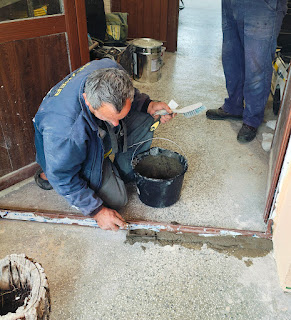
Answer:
[{"xmin": 183, "ymin": 105, "xmax": 206, "ymax": 118}]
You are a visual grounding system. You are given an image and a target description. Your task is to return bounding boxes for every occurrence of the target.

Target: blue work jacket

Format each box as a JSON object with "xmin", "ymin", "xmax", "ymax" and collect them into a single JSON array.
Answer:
[{"xmin": 33, "ymin": 59, "xmax": 151, "ymax": 216}]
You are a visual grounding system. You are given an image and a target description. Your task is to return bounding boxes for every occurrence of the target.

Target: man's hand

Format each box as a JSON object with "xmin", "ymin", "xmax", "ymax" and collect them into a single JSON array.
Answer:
[
  {"xmin": 147, "ymin": 101, "xmax": 176, "ymax": 124},
  {"xmin": 93, "ymin": 207, "xmax": 127, "ymax": 231}
]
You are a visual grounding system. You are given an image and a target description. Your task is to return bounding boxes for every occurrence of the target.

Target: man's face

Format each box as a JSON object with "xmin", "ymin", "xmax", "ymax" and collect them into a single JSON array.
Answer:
[{"xmin": 83, "ymin": 94, "xmax": 131, "ymax": 127}]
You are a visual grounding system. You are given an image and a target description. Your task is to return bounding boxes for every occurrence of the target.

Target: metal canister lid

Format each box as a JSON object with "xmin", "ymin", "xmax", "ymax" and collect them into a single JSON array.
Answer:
[{"xmin": 131, "ymin": 38, "xmax": 163, "ymax": 49}]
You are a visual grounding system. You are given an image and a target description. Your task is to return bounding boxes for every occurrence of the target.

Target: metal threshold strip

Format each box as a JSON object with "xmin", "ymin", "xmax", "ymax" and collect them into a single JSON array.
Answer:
[{"xmin": 0, "ymin": 208, "xmax": 272, "ymax": 240}]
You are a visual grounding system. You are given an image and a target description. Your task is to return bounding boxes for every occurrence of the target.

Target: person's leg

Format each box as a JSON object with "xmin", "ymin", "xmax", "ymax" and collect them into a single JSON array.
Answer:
[
  {"xmin": 242, "ymin": 0, "xmax": 287, "ymax": 128},
  {"xmin": 114, "ymin": 111, "xmax": 155, "ymax": 182},
  {"xmin": 206, "ymin": 0, "xmax": 245, "ymax": 120},
  {"xmin": 96, "ymin": 157, "xmax": 128, "ymax": 210},
  {"xmin": 221, "ymin": 0, "xmax": 245, "ymax": 115}
]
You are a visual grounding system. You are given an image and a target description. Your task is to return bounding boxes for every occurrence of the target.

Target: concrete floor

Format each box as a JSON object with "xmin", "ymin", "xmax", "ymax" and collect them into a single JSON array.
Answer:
[
  {"xmin": 0, "ymin": 0, "xmax": 278, "ymax": 232},
  {"xmin": 2, "ymin": 220, "xmax": 291, "ymax": 320},
  {"xmin": 1, "ymin": 0, "xmax": 291, "ymax": 318}
]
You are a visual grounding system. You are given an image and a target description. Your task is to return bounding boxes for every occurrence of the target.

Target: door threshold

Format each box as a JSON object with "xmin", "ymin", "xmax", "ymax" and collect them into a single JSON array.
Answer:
[{"xmin": 0, "ymin": 208, "xmax": 272, "ymax": 240}]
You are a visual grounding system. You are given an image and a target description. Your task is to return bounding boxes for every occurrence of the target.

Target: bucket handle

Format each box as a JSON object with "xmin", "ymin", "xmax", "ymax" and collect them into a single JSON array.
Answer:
[{"xmin": 130, "ymin": 137, "xmax": 187, "ymax": 164}]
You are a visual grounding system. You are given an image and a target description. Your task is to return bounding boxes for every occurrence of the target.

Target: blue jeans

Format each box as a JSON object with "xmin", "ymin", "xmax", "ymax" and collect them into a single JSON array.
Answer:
[{"xmin": 222, "ymin": 0, "xmax": 287, "ymax": 128}]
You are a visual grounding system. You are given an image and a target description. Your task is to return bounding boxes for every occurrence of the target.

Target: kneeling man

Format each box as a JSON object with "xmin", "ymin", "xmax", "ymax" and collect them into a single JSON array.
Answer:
[{"xmin": 33, "ymin": 59, "xmax": 173, "ymax": 231}]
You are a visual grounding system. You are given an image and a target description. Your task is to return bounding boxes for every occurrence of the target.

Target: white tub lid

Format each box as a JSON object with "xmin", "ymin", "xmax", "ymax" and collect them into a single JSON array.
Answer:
[{"xmin": 131, "ymin": 38, "xmax": 163, "ymax": 48}]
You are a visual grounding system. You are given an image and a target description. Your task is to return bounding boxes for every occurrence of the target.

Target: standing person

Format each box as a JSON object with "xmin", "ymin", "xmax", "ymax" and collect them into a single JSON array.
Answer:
[
  {"xmin": 206, "ymin": 0, "xmax": 287, "ymax": 142},
  {"xmin": 33, "ymin": 59, "xmax": 174, "ymax": 231}
]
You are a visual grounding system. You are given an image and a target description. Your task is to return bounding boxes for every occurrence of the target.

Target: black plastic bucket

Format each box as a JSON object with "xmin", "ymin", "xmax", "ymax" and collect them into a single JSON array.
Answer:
[{"xmin": 132, "ymin": 147, "xmax": 188, "ymax": 208}]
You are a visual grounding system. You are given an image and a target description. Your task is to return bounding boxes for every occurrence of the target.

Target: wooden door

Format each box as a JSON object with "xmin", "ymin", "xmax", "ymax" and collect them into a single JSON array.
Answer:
[
  {"xmin": 111, "ymin": 0, "xmax": 179, "ymax": 52},
  {"xmin": 0, "ymin": 0, "xmax": 89, "ymax": 189}
]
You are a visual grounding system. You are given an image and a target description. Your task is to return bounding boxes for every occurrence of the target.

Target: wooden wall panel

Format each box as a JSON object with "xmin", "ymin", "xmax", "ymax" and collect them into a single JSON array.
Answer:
[
  {"xmin": 142, "ymin": 0, "xmax": 153, "ymax": 38},
  {"xmin": 166, "ymin": 0, "xmax": 179, "ymax": 52},
  {"xmin": 136, "ymin": 0, "xmax": 144, "ymax": 38},
  {"xmin": 160, "ymin": 0, "xmax": 169, "ymax": 43},
  {"xmin": 152, "ymin": 0, "xmax": 161, "ymax": 39},
  {"xmin": 0, "ymin": 34, "xmax": 70, "ymax": 178},
  {"xmin": 0, "ymin": 125, "xmax": 11, "ymax": 177},
  {"xmin": 122, "ymin": 0, "xmax": 166, "ymax": 41},
  {"xmin": 130, "ymin": 0, "xmax": 145, "ymax": 38},
  {"xmin": 111, "ymin": 0, "xmax": 121, "ymax": 12},
  {"xmin": 110, "ymin": 0, "xmax": 178, "ymax": 51}
]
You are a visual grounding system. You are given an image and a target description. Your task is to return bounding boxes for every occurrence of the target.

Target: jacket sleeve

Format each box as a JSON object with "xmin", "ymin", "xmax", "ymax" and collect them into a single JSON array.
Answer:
[
  {"xmin": 43, "ymin": 132, "xmax": 103, "ymax": 216},
  {"xmin": 131, "ymin": 88, "xmax": 152, "ymax": 113}
]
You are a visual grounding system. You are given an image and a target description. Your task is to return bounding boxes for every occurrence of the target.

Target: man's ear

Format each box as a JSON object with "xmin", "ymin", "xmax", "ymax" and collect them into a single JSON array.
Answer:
[
  {"xmin": 83, "ymin": 93, "xmax": 94, "ymax": 113},
  {"xmin": 83, "ymin": 93, "xmax": 94, "ymax": 109},
  {"xmin": 83, "ymin": 93, "xmax": 88, "ymax": 105},
  {"xmin": 84, "ymin": 93, "xmax": 97, "ymax": 114}
]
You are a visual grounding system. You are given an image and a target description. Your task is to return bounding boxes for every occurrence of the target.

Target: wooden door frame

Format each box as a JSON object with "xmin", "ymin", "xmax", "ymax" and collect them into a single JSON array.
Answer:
[
  {"xmin": 0, "ymin": 0, "xmax": 89, "ymax": 70},
  {"xmin": 264, "ymin": 67, "xmax": 291, "ymax": 222},
  {"xmin": 166, "ymin": 0, "xmax": 179, "ymax": 52}
]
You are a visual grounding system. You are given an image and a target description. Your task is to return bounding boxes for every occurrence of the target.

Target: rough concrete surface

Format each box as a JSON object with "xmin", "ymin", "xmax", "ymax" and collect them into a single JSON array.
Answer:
[
  {"xmin": 126, "ymin": 229, "xmax": 273, "ymax": 261},
  {"xmin": 1, "ymin": 220, "xmax": 291, "ymax": 320}
]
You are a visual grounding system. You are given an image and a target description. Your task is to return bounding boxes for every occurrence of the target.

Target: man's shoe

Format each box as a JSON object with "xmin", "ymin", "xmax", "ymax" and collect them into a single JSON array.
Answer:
[
  {"xmin": 237, "ymin": 123, "xmax": 257, "ymax": 143},
  {"xmin": 34, "ymin": 168, "xmax": 53, "ymax": 190},
  {"xmin": 206, "ymin": 107, "xmax": 243, "ymax": 120}
]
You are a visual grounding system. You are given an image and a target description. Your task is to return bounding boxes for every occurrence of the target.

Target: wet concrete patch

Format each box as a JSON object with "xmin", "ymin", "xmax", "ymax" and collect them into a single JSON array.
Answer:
[{"xmin": 126, "ymin": 229, "xmax": 273, "ymax": 260}]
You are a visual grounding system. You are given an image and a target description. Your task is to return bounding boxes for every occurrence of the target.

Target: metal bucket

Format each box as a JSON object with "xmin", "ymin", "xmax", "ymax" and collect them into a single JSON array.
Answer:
[
  {"xmin": 132, "ymin": 147, "xmax": 188, "ymax": 208},
  {"xmin": 132, "ymin": 38, "xmax": 163, "ymax": 83}
]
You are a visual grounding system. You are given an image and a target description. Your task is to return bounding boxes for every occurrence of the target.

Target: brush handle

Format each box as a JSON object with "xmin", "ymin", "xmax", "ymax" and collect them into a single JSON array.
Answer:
[
  {"xmin": 153, "ymin": 102, "xmax": 203, "ymax": 116},
  {"xmin": 153, "ymin": 110, "xmax": 171, "ymax": 116}
]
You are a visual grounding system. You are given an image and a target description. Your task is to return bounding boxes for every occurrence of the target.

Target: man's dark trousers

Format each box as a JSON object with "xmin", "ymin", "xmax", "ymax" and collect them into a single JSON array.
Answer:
[
  {"xmin": 96, "ymin": 110, "xmax": 155, "ymax": 209},
  {"xmin": 222, "ymin": 0, "xmax": 287, "ymax": 128}
]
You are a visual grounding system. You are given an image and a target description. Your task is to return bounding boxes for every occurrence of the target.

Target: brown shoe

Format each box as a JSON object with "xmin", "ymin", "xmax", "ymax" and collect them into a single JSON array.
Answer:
[{"xmin": 206, "ymin": 107, "xmax": 242, "ymax": 120}]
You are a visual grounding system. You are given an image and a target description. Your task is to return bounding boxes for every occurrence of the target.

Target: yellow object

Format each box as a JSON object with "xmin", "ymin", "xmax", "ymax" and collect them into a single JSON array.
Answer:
[
  {"xmin": 150, "ymin": 121, "xmax": 160, "ymax": 132},
  {"xmin": 106, "ymin": 25, "xmax": 121, "ymax": 41},
  {"xmin": 104, "ymin": 148, "xmax": 112, "ymax": 159},
  {"xmin": 273, "ymin": 61, "xmax": 279, "ymax": 72},
  {"xmin": 34, "ymin": 5, "xmax": 48, "ymax": 17}
]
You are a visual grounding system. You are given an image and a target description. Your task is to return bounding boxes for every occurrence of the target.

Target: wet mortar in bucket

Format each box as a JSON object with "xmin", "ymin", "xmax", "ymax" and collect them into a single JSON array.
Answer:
[
  {"xmin": 134, "ymin": 154, "xmax": 184, "ymax": 179},
  {"xmin": 132, "ymin": 147, "xmax": 188, "ymax": 208}
]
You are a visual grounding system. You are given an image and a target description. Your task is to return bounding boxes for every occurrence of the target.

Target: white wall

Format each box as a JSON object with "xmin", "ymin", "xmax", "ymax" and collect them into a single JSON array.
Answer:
[{"xmin": 273, "ymin": 136, "xmax": 291, "ymax": 291}]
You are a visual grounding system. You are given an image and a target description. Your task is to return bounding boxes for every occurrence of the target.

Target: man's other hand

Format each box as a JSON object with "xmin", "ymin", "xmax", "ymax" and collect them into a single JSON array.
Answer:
[
  {"xmin": 147, "ymin": 101, "xmax": 176, "ymax": 124},
  {"xmin": 93, "ymin": 207, "xmax": 127, "ymax": 231}
]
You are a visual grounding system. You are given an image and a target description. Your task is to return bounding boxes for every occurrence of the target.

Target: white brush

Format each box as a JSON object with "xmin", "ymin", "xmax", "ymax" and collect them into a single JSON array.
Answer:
[{"xmin": 154, "ymin": 100, "xmax": 206, "ymax": 118}]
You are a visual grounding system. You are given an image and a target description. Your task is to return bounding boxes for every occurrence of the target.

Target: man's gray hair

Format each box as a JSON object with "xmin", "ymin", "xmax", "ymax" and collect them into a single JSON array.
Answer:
[{"xmin": 84, "ymin": 68, "xmax": 134, "ymax": 112}]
